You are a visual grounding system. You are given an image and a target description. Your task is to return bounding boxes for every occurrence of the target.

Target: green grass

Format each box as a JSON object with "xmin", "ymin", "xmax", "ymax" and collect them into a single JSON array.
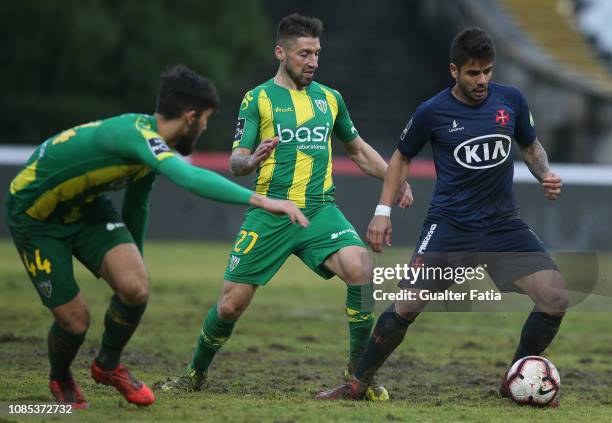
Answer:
[{"xmin": 0, "ymin": 239, "xmax": 611, "ymax": 422}]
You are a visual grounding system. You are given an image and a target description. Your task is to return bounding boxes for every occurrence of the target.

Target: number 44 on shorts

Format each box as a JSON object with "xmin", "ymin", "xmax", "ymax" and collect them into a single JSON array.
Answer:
[{"xmin": 21, "ymin": 249, "xmax": 52, "ymax": 277}]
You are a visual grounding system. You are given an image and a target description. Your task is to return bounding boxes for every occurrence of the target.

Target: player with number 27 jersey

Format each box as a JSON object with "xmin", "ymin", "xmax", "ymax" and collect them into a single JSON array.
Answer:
[
  {"xmin": 163, "ymin": 15, "xmax": 412, "ymax": 401},
  {"xmin": 225, "ymin": 79, "xmax": 364, "ymax": 284}
]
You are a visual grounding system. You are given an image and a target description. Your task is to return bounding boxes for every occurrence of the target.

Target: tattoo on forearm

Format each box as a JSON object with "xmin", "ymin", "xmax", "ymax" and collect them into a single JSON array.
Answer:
[
  {"xmin": 230, "ymin": 154, "xmax": 254, "ymax": 176},
  {"xmin": 520, "ymin": 139, "xmax": 550, "ymax": 181}
]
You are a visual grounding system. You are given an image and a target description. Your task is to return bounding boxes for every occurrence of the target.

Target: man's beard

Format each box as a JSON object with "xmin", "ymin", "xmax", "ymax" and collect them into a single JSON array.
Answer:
[
  {"xmin": 459, "ymin": 79, "xmax": 487, "ymax": 103},
  {"xmin": 174, "ymin": 122, "xmax": 200, "ymax": 156},
  {"xmin": 285, "ymin": 63, "xmax": 313, "ymax": 88}
]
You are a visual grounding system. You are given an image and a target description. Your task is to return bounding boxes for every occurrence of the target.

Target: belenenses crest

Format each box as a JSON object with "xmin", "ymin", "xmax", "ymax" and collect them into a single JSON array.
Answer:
[
  {"xmin": 229, "ymin": 255, "xmax": 240, "ymax": 272},
  {"xmin": 37, "ymin": 280, "xmax": 52, "ymax": 299},
  {"xmin": 314, "ymin": 99, "xmax": 328, "ymax": 114}
]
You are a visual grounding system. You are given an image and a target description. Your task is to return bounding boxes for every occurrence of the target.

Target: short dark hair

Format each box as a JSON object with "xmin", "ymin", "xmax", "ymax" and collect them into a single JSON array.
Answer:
[
  {"xmin": 450, "ymin": 28, "xmax": 496, "ymax": 68},
  {"xmin": 156, "ymin": 64, "xmax": 219, "ymax": 119},
  {"xmin": 276, "ymin": 13, "xmax": 323, "ymax": 46}
]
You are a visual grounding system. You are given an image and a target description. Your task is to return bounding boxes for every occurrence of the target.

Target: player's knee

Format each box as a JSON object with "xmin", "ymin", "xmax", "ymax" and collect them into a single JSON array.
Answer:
[
  {"xmin": 56, "ymin": 307, "xmax": 90, "ymax": 334},
  {"xmin": 545, "ymin": 290, "xmax": 570, "ymax": 315},
  {"xmin": 120, "ymin": 286, "xmax": 149, "ymax": 306},
  {"xmin": 217, "ymin": 298, "xmax": 246, "ymax": 321},
  {"xmin": 117, "ymin": 276, "xmax": 149, "ymax": 305},
  {"xmin": 394, "ymin": 297, "xmax": 425, "ymax": 321},
  {"xmin": 342, "ymin": 260, "xmax": 369, "ymax": 284},
  {"xmin": 395, "ymin": 308, "xmax": 421, "ymax": 322},
  {"xmin": 347, "ymin": 270, "xmax": 366, "ymax": 286},
  {"xmin": 537, "ymin": 287, "xmax": 570, "ymax": 316}
]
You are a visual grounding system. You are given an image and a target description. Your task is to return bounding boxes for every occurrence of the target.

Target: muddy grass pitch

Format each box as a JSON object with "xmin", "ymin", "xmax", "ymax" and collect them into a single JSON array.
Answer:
[{"xmin": 1, "ymin": 240, "xmax": 611, "ymax": 422}]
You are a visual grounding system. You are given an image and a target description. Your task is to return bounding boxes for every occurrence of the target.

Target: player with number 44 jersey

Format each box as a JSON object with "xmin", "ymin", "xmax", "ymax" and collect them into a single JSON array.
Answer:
[{"xmin": 6, "ymin": 65, "xmax": 307, "ymax": 409}]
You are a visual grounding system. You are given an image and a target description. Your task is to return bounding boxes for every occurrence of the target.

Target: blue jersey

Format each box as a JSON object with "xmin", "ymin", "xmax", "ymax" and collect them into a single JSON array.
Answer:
[{"xmin": 398, "ymin": 82, "xmax": 536, "ymax": 230}]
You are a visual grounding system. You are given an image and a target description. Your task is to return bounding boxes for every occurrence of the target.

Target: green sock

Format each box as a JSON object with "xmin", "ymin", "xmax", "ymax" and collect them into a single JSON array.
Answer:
[
  {"xmin": 190, "ymin": 304, "xmax": 236, "ymax": 374},
  {"xmin": 96, "ymin": 295, "xmax": 147, "ymax": 370},
  {"xmin": 346, "ymin": 284, "xmax": 375, "ymax": 367},
  {"xmin": 48, "ymin": 321, "xmax": 86, "ymax": 381}
]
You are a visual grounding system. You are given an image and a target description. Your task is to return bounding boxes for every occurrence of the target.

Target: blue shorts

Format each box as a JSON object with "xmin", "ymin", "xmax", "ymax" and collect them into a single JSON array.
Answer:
[{"xmin": 400, "ymin": 216, "xmax": 558, "ymax": 292}]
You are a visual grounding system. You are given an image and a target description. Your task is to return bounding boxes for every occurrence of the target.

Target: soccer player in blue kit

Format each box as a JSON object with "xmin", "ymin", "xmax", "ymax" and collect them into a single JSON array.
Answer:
[{"xmin": 316, "ymin": 28, "xmax": 569, "ymax": 405}]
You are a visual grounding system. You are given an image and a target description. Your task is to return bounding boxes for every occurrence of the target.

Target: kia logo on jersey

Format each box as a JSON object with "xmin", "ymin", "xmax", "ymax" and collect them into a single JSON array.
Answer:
[{"xmin": 453, "ymin": 134, "xmax": 511, "ymax": 169}]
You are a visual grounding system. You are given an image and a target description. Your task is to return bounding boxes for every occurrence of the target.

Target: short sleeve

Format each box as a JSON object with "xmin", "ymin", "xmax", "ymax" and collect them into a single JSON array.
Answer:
[
  {"xmin": 232, "ymin": 90, "xmax": 261, "ymax": 151},
  {"xmin": 512, "ymin": 88, "xmax": 536, "ymax": 146},
  {"xmin": 397, "ymin": 104, "xmax": 430, "ymax": 158},
  {"xmin": 332, "ymin": 90, "xmax": 358, "ymax": 142}
]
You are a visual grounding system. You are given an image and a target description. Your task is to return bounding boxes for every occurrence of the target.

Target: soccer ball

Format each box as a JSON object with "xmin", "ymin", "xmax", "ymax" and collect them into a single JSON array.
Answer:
[{"xmin": 505, "ymin": 356, "xmax": 560, "ymax": 406}]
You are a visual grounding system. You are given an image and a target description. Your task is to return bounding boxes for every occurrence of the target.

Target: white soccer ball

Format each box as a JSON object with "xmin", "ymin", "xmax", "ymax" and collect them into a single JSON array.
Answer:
[{"xmin": 506, "ymin": 356, "xmax": 560, "ymax": 406}]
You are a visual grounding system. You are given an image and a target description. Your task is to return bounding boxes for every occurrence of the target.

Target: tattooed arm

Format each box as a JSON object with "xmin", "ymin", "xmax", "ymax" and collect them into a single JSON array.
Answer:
[
  {"xmin": 519, "ymin": 138, "xmax": 550, "ymax": 182},
  {"xmin": 230, "ymin": 137, "xmax": 279, "ymax": 176},
  {"xmin": 519, "ymin": 138, "xmax": 562, "ymax": 200}
]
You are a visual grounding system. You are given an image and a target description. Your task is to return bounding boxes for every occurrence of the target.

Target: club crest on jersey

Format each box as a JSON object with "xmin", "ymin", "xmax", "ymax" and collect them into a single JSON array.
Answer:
[
  {"xmin": 37, "ymin": 280, "xmax": 52, "ymax": 299},
  {"xmin": 229, "ymin": 255, "xmax": 240, "ymax": 272},
  {"xmin": 453, "ymin": 134, "xmax": 511, "ymax": 170},
  {"xmin": 314, "ymin": 99, "xmax": 328, "ymax": 114},
  {"xmin": 495, "ymin": 109, "xmax": 510, "ymax": 126},
  {"xmin": 148, "ymin": 137, "xmax": 171, "ymax": 157}
]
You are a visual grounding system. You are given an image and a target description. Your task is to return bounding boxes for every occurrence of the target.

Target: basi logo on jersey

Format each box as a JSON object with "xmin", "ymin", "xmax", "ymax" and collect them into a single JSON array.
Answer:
[
  {"xmin": 453, "ymin": 134, "xmax": 511, "ymax": 170},
  {"xmin": 277, "ymin": 123, "xmax": 331, "ymax": 143}
]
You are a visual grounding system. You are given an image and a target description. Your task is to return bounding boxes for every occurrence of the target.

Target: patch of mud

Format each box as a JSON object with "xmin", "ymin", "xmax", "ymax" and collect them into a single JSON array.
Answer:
[
  {"xmin": 268, "ymin": 343, "xmax": 294, "ymax": 351},
  {"xmin": 0, "ymin": 333, "xmax": 42, "ymax": 343},
  {"xmin": 295, "ymin": 335, "xmax": 318, "ymax": 343}
]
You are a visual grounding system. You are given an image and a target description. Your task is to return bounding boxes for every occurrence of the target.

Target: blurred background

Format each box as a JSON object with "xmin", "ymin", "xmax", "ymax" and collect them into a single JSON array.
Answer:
[{"xmin": 1, "ymin": 0, "xmax": 611, "ymax": 249}]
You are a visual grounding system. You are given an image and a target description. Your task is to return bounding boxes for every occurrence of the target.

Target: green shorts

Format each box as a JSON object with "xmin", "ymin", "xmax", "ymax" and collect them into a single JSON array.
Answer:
[
  {"xmin": 223, "ymin": 203, "xmax": 366, "ymax": 285},
  {"xmin": 5, "ymin": 196, "xmax": 134, "ymax": 308}
]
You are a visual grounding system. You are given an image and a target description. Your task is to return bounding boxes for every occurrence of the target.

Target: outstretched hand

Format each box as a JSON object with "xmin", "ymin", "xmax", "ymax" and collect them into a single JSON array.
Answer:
[{"xmin": 250, "ymin": 137, "xmax": 279, "ymax": 167}]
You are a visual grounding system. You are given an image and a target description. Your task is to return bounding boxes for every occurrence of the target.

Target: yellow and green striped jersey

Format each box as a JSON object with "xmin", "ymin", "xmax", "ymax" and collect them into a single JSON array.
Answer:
[
  {"xmin": 7, "ymin": 114, "xmax": 172, "ymax": 224},
  {"xmin": 233, "ymin": 79, "xmax": 358, "ymax": 209},
  {"xmin": 7, "ymin": 113, "xmax": 256, "ymax": 252}
]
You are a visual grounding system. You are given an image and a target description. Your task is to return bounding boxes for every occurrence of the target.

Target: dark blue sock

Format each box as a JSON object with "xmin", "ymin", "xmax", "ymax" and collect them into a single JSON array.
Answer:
[
  {"xmin": 512, "ymin": 308, "xmax": 563, "ymax": 364},
  {"xmin": 354, "ymin": 303, "xmax": 413, "ymax": 383}
]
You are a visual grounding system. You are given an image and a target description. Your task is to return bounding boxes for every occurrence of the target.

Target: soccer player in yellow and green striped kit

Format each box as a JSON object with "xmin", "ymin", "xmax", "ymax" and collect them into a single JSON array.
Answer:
[
  {"xmin": 5, "ymin": 65, "xmax": 307, "ymax": 408},
  {"xmin": 163, "ymin": 14, "xmax": 413, "ymax": 400}
]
